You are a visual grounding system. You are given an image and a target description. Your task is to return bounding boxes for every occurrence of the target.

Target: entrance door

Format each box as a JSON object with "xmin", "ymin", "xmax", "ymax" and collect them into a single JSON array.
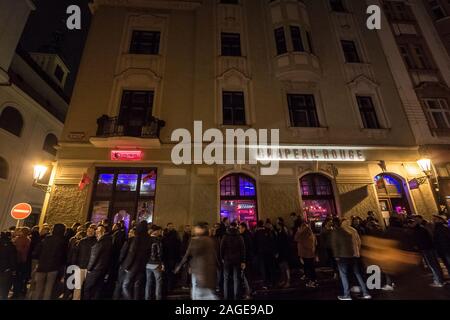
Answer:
[
  {"xmin": 375, "ymin": 174, "xmax": 411, "ymax": 216},
  {"xmin": 118, "ymin": 90, "xmax": 154, "ymax": 137}
]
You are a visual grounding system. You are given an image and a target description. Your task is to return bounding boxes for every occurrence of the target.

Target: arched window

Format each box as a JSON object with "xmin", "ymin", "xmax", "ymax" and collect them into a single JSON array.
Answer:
[
  {"xmin": 43, "ymin": 133, "xmax": 58, "ymax": 156},
  {"xmin": 0, "ymin": 157, "xmax": 8, "ymax": 179},
  {"xmin": 220, "ymin": 173, "xmax": 257, "ymax": 228},
  {"xmin": 300, "ymin": 174, "xmax": 336, "ymax": 222},
  {"xmin": 0, "ymin": 107, "xmax": 24, "ymax": 137}
]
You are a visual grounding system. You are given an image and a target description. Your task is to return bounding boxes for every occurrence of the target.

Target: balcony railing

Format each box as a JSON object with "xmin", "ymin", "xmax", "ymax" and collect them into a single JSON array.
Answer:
[{"xmin": 95, "ymin": 116, "xmax": 165, "ymax": 139}]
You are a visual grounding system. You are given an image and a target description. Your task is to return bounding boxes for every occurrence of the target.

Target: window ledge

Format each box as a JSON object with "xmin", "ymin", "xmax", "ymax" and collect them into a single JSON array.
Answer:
[
  {"xmin": 360, "ymin": 128, "xmax": 391, "ymax": 139},
  {"xmin": 288, "ymin": 127, "xmax": 329, "ymax": 137},
  {"xmin": 431, "ymin": 128, "xmax": 450, "ymax": 137},
  {"xmin": 344, "ymin": 62, "xmax": 371, "ymax": 67},
  {"xmin": 220, "ymin": 124, "xmax": 252, "ymax": 130}
]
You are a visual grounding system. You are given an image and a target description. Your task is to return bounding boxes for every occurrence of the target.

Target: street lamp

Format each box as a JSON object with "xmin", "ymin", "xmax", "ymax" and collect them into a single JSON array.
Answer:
[
  {"xmin": 33, "ymin": 164, "xmax": 51, "ymax": 193},
  {"xmin": 417, "ymin": 158, "xmax": 441, "ymax": 212}
]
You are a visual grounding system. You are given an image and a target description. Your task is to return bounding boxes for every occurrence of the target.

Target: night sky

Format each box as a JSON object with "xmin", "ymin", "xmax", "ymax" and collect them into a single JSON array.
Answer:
[{"xmin": 19, "ymin": 0, "xmax": 93, "ymax": 97}]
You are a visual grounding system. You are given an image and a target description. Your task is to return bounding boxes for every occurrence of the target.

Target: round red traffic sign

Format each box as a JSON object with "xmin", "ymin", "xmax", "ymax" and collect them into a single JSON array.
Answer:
[{"xmin": 10, "ymin": 203, "xmax": 32, "ymax": 220}]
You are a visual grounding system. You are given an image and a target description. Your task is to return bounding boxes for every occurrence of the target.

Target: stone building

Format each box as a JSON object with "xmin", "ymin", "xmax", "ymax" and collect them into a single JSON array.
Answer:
[
  {"xmin": 0, "ymin": 0, "xmax": 69, "ymax": 229},
  {"xmin": 42, "ymin": 0, "xmax": 440, "ymax": 230},
  {"xmin": 374, "ymin": 0, "xmax": 450, "ymax": 213}
]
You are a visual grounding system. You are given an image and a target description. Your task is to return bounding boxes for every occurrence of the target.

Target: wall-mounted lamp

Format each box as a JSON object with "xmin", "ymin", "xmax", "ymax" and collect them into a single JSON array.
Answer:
[{"xmin": 33, "ymin": 164, "xmax": 51, "ymax": 193}]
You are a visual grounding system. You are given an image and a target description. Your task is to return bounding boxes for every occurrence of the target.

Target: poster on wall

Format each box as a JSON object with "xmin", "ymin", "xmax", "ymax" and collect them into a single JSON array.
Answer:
[
  {"xmin": 91, "ymin": 201, "xmax": 110, "ymax": 224},
  {"xmin": 137, "ymin": 200, "xmax": 154, "ymax": 224}
]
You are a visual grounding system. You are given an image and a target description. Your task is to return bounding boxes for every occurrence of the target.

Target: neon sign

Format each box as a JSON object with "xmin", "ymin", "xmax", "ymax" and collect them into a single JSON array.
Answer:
[{"xmin": 111, "ymin": 150, "xmax": 143, "ymax": 161}]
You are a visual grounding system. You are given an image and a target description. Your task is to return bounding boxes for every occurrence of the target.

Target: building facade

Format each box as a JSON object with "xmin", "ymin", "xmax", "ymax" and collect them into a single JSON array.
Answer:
[
  {"xmin": 0, "ymin": 0, "xmax": 69, "ymax": 229},
  {"xmin": 43, "ymin": 0, "xmax": 440, "ymax": 230},
  {"xmin": 373, "ymin": 0, "xmax": 450, "ymax": 213},
  {"xmin": 422, "ymin": 0, "xmax": 450, "ymax": 56}
]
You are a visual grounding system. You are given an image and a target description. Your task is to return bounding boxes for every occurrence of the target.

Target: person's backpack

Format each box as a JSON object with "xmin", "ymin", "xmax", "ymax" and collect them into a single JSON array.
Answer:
[{"xmin": 150, "ymin": 238, "xmax": 162, "ymax": 263}]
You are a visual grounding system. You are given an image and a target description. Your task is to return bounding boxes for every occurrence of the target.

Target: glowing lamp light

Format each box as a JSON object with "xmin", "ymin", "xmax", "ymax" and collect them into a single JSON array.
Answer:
[
  {"xmin": 417, "ymin": 159, "xmax": 432, "ymax": 173},
  {"xmin": 33, "ymin": 165, "xmax": 48, "ymax": 181}
]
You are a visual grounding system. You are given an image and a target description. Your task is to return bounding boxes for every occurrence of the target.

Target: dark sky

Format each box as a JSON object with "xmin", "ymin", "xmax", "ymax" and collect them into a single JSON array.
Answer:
[{"xmin": 19, "ymin": 0, "xmax": 93, "ymax": 97}]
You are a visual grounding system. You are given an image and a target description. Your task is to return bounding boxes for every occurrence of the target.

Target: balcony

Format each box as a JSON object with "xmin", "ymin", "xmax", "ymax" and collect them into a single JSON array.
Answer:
[{"xmin": 90, "ymin": 116, "xmax": 166, "ymax": 149}]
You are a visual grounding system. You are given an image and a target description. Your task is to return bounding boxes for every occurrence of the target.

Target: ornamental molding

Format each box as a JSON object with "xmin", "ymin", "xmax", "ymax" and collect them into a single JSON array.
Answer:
[{"xmin": 90, "ymin": 0, "xmax": 202, "ymax": 13}]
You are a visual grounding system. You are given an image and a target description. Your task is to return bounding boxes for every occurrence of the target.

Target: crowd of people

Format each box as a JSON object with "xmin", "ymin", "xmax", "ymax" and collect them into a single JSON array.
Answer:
[{"xmin": 0, "ymin": 210, "xmax": 449, "ymax": 301}]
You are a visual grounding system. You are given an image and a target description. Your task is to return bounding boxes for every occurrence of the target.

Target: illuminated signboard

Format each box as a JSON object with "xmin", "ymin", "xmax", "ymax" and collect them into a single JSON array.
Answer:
[
  {"xmin": 255, "ymin": 147, "xmax": 365, "ymax": 162},
  {"xmin": 111, "ymin": 150, "xmax": 143, "ymax": 161}
]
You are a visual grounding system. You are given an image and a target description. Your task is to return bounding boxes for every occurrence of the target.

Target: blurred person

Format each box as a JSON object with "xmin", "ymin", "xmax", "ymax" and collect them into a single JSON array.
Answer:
[
  {"xmin": 12, "ymin": 227, "xmax": 31, "ymax": 298},
  {"xmin": 295, "ymin": 221, "xmax": 317, "ymax": 288},
  {"xmin": 122, "ymin": 221, "xmax": 151, "ymax": 300},
  {"xmin": 83, "ymin": 224, "xmax": 112, "ymax": 300},
  {"xmin": 64, "ymin": 226, "xmax": 86, "ymax": 300},
  {"xmin": 351, "ymin": 216, "xmax": 366, "ymax": 235},
  {"xmin": 239, "ymin": 222, "xmax": 253, "ymax": 298},
  {"xmin": 145, "ymin": 226, "xmax": 164, "ymax": 300},
  {"xmin": 432, "ymin": 214, "xmax": 450, "ymax": 275},
  {"xmin": 332, "ymin": 219, "xmax": 371, "ymax": 300},
  {"xmin": 105, "ymin": 222, "xmax": 126, "ymax": 298},
  {"xmin": 0, "ymin": 232, "xmax": 17, "ymax": 300},
  {"xmin": 72, "ymin": 224, "xmax": 97, "ymax": 300},
  {"xmin": 180, "ymin": 225, "xmax": 192, "ymax": 290},
  {"xmin": 39, "ymin": 225, "xmax": 50, "ymax": 240},
  {"xmin": 176, "ymin": 223, "xmax": 219, "ymax": 300},
  {"xmin": 254, "ymin": 220, "xmax": 277, "ymax": 289},
  {"xmin": 220, "ymin": 222, "xmax": 246, "ymax": 300},
  {"xmin": 276, "ymin": 218, "xmax": 291, "ymax": 288},
  {"xmin": 409, "ymin": 217, "xmax": 445, "ymax": 287},
  {"xmin": 319, "ymin": 219, "xmax": 338, "ymax": 278},
  {"xmin": 26, "ymin": 226, "xmax": 41, "ymax": 299},
  {"xmin": 32, "ymin": 224, "xmax": 67, "ymax": 300},
  {"xmin": 113, "ymin": 226, "xmax": 136, "ymax": 300},
  {"xmin": 162, "ymin": 223, "xmax": 181, "ymax": 292}
]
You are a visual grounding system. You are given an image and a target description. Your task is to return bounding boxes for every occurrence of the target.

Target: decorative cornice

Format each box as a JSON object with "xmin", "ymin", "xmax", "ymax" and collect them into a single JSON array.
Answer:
[{"xmin": 90, "ymin": 0, "xmax": 202, "ymax": 13}]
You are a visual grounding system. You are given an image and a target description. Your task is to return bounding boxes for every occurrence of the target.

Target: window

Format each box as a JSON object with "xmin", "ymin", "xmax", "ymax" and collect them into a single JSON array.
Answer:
[
  {"xmin": 399, "ymin": 45, "xmax": 415, "ymax": 69},
  {"xmin": 413, "ymin": 45, "xmax": 430, "ymax": 69},
  {"xmin": 356, "ymin": 96, "xmax": 381, "ymax": 129},
  {"xmin": 43, "ymin": 134, "xmax": 58, "ymax": 156},
  {"xmin": 220, "ymin": 174, "xmax": 257, "ymax": 228},
  {"xmin": 0, "ymin": 107, "xmax": 24, "ymax": 137},
  {"xmin": 383, "ymin": 1, "xmax": 414, "ymax": 21},
  {"xmin": 274, "ymin": 27, "xmax": 287, "ymax": 55},
  {"xmin": 287, "ymin": 94, "xmax": 320, "ymax": 127},
  {"xmin": 300, "ymin": 174, "xmax": 336, "ymax": 223},
  {"xmin": 118, "ymin": 90, "xmax": 154, "ymax": 137},
  {"xmin": 330, "ymin": 0, "xmax": 346, "ymax": 12},
  {"xmin": 91, "ymin": 168, "xmax": 158, "ymax": 228},
  {"xmin": 290, "ymin": 26, "xmax": 304, "ymax": 52},
  {"xmin": 130, "ymin": 30, "xmax": 160, "ymax": 55},
  {"xmin": 221, "ymin": 33, "xmax": 242, "ymax": 56},
  {"xmin": 428, "ymin": 0, "xmax": 447, "ymax": 20},
  {"xmin": 0, "ymin": 157, "xmax": 8, "ymax": 180},
  {"xmin": 341, "ymin": 40, "xmax": 361, "ymax": 63},
  {"xmin": 423, "ymin": 98, "xmax": 450, "ymax": 129},
  {"xmin": 222, "ymin": 91, "xmax": 246, "ymax": 125},
  {"xmin": 54, "ymin": 65, "xmax": 64, "ymax": 82}
]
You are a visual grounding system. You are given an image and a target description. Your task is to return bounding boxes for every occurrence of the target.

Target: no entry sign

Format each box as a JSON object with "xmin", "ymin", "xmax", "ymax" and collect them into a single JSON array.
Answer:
[{"xmin": 10, "ymin": 203, "xmax": 32, "ymax": 220}]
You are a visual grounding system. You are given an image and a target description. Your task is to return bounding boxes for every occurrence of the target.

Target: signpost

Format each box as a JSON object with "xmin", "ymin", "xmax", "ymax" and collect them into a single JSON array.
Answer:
[{"xmin": 11, "ymin": 203, "xmax": 32, "ymax": 227}]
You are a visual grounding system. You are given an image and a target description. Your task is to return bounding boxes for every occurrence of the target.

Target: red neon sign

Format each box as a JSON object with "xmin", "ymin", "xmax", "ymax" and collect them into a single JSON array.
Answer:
[{"xmin": 111, "ymin": 150, "xmax": 143, "ymax": 161}]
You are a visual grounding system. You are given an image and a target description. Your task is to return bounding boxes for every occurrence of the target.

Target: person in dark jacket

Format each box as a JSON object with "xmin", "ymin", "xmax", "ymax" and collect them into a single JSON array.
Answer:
[
  {"xmin": 176, "ymin": 222, "xmax": 219, "ymax": 300},
  {"xmin": 239, "ymin": 222, "xmax": 253, "ymax": 298},
  {"xmin": 83, "ymin": 224, "xmax": 113, "ymax": 300},
  {"xmin": 432, "ymin": 214, "xmax": 450, "ymax": 275},
  {"xmin": 121, "ymin": 221, "xmax": 151, "ymax": 300},
  {"xmin": 220, "ymin": 222, "xmax": 245, "ymax": 300},
  {"xmin": 254, "ymin": 220, "xmax": 277, "ymax": 289},
  {"xmin": 145, "ymin": 226, "xmax": 164, "ymax": 300},
  {"xmin": 105, "ymin": 222, "xmax": 126, "ymax": 297},
  {"xmin": 72, "ymin": 224, "xmax": 97, "ymax": 300},
  {"xmin": 409, "ymin": 217, "xmax": 445, "ymax": 287},
  {"xmin": 180, "ymin": 225, "xmax": 192, "ymax": 289},
  {"xmin": 113, "ymin": 227, "xmax": 135, "ymax": 300},
  {"xmin": 0, "ymin": 232, "xmax": 17, "ymax": 300},
  {"xmin": 162, "ymin": 223, "xmax": 181, "ymax": 292},
  {"xmin": 32, "ymin": 223, "xmax": 67, "ymax": 300},
  {"xmin": 276, "ymin": 218, "xmax": 292, "ymax": 288}
]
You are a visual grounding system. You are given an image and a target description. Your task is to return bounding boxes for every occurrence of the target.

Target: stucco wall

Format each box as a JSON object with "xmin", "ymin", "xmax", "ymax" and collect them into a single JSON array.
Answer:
[
  {"xmin": 337, "ymin": 183, "xmax": 380, "ymax": 220},
  {"xmin": 45, "ymin": 185, "xmax": 89, "ymax": 225}
]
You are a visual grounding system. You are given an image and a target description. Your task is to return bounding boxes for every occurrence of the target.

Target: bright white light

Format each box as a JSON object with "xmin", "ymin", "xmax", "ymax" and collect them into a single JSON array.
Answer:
[
  {"xmin": 417, "ymin": 159, "xmax": 432, "ymax": 173},
  {"xmin": 33, "ymin": 165, "xmax": 48, "ymax": 181}
]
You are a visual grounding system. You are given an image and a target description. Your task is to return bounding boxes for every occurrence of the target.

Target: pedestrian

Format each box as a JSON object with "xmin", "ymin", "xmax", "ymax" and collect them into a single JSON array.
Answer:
[
  {"xmin": 113, "ymin": 227, "xmax": 135, "ymax": 300},
  {"xmin": 409, "ymin": 216, "xmax": 445, "ymax": 287},
  {"xmin": 12, "ymin": 227, "xmax": 30, "ymax": 298},
  {"xmin": 0, "ymin": 232, "xmax": 17, "ymax": 300},
  {"xmin": 176, "ymin": 222, "xmax": 219, "ymax": 300},
  {"xmin": 26, "ymin": 226, "xmax": 41, "ymax": 299},
  {"xmin": 319, "ymin": 218, "xmax": 338, "ymax": 278},
  {"xmin": 432, "ymin": 214, "xmax": 450, "ymax": 275},
  {"xmin": 83, "ymin": 224, "xmax": 112, "ymax": 300},
  {"xmin": 72, "ymin": 224, "xmax": 97, "ymax": 300},
  {"xmin": 162, "ymin": 223, "xmax": 181, "ymax": 292},
  {"xmin": 254, "ymin": 220, "xmax": 277, "ymax": 289},
  {"xmin": 121, "ymin": 221, "xmax": 151, "ymax": 300},
  {"xmin": 295, "ymin": 221, "xmax": 318, "ymax": 288},
  {"xmin": 32, "ymin": 223, "xmax": 67, "ymax": 300},
  {"xmin": 180, "ymin": 225, "xmax": 192, "ymax": 290},
  {"xmin": 276, "ymin": 218, "xmax": 292, "ymax": 288},
  {"xmin": 105, "ymin": 222, "xmax": 126, "ymax": 298},
  {"xmin": 145, "ymin": 226, "xmax": 164, "ymax": 300},
  {"xmin": 239, "ymin": 222, "xmax": 253, "ymax": 298},
  {"xmin": 331, "ymin": 218, "xmax": 371, "ymax": 300},
  {"xmin": 220, "ymin": 222, "xmax": 246, "ymax": 300}
]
